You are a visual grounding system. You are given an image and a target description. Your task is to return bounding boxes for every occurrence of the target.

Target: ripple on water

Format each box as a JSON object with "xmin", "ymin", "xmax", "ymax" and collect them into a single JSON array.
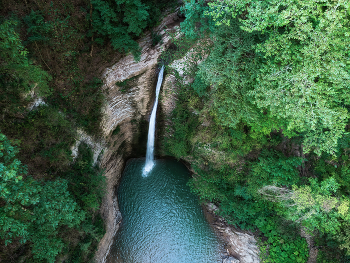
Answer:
[{"xmin": 107, "ymin": 158, "xmax": 223, "ymax": 263}]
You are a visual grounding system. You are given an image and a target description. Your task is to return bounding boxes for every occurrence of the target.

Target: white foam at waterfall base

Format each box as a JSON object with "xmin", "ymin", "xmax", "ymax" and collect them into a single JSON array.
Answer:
[{"xmin": 143, "ymin": 65, "xmax": 165, "ymax": 176}]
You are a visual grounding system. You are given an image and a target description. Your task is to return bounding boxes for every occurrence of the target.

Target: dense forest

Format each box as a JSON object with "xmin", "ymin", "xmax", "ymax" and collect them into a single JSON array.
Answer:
[
  {"xmin": 0, "ymin": 0, "xmax": 172, "ymax": 262},
  {"xmin": 163, "ymin": 0, "xmax": 350, "ymax": 262},
  {"xmin": 1, "ymin": 0, "xmax": 350, "ymax": 262}
]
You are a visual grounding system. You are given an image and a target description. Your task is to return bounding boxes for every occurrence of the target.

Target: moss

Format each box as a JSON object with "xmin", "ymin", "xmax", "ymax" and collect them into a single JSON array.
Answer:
[
  {"xmin": 112, "ymin": 125, "xmax": 120, "ymax": 136},
  {"xmin": 158, "ymin": 35, "xmax": 198, "ymax": 66},
  {"xmin": 151, "ymin": 31, "xmax": 163, "ymax": 46},
  {"xmin": 115, "ymin": 75, "xmax": 139, "ymax": 93}
]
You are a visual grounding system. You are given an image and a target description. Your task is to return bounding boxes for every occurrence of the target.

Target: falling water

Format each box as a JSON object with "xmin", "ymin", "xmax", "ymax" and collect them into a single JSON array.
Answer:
[{"xmin": 143, "ymin": 65, "xmax": 165, "ymax": 176}]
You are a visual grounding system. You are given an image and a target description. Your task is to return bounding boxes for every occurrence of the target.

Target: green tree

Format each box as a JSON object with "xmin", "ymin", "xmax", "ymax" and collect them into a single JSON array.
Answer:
[
  {"xmin": 171, "ymin": 0, "xmax": 350, "ymax": 260},
  {"xmin": 251, "ymin": 149, "xmax": 305, "ymax": 189},
  {"xmin": 90, "ymin": 0, "xmax": 170, "ymax": 60},
  {"xmin": 0, "ymin": 132, "xmax": 85, "ymax": 262},
  {"xmin": 259, "ymin": 177, "xmax": 350, "ymax": 240},
  {"xmin": 181, "ymin": 0, "xmax": 350, "ymax": 155},
  {"xmin": 0, "ymin": 19, "xmax": 51, "ymax": 96},
  {"xmin": 23, "ymin": 10, "xmax": 53, "ymax": 44}
]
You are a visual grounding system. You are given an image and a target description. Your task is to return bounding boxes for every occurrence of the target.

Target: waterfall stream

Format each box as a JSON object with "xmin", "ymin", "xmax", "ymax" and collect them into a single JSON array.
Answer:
[
  {"xmin": 106, "ymin": 65, "xmax": 223, "ymax": 263},
  {"xmin": 143, "ymin": 65, "xmax": 165, "ymax": 176}
]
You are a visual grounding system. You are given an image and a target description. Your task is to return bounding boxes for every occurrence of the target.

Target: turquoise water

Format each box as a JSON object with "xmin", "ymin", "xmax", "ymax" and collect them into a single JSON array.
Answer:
[{"xmin": 107, "ymin": 158, "xmax": 223, "ymax": 263}]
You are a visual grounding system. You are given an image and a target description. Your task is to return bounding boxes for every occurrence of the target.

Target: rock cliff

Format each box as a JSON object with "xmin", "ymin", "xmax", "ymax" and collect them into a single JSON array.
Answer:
[
  {"xmin": 92, "ymin": 9, "xmax": 260, "ymax": 263},
  {"xmin": 93, "ymin": 11, "xmax": 183, "ymax": 263}
]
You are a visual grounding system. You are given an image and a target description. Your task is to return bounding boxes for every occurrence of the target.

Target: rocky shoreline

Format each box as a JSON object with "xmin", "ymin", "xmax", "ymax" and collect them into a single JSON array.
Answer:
[{"xmin": 202, "ymin": 203, "xmax": 260, "ymax": 263}]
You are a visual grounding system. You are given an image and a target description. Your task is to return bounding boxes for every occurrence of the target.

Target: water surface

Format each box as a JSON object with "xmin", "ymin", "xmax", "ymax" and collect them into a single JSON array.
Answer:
[{"xmin": 107, "ymin": 158, "xmax": 222, "ymax": 263}]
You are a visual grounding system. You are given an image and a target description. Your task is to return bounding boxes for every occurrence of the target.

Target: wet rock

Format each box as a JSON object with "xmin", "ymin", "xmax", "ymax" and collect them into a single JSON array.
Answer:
[
  {"xmin": 223, "ymin": 256, "xmax": 240, "ymax": 263},
  {"xmin": 300, "ymin": 227, "xmax": 318, "ymax": 263},
  {"xmin": 204, "ymin": 203, "xmax": 260, "ymax": 263},
  {"xmin": 221, "ymin": 228, "xmax": 260, "ymax": 263},
  {"xmin": 207, "ymin": 202, "xmax": 219, "ymax": 213}
]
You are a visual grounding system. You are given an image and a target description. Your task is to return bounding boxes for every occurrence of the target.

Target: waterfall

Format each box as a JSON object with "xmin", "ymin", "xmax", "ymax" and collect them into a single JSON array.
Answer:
[{"xmin": 143, "ymin": 65, "xmax": 165, "ymax": 176}]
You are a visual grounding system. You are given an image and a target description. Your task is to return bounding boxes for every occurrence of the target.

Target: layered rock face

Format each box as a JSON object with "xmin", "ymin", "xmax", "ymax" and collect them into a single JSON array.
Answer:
[
  {"xmin": 93, "ymin": 9, "xmax": 260, "ymax": 263},
  {"xmin": 93, "ymin": 11, "xmax": 183, "ymax": 263},
  {"xmin": 206, "ymin": 203, "xmax": 260, "ymax": 263}
]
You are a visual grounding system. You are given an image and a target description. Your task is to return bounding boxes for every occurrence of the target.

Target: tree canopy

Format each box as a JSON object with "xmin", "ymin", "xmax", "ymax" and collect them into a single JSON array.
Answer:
[
  {"xmin": 163, "ymin": 0, "xmax": 350, "ymax": 261},
  {"xmin": 0, "ymin": 133, "xmax": 85, "ymax": 262},
  {"xmin": 181, "ymin": 0, "xmax": 350, "ymax": 155}
]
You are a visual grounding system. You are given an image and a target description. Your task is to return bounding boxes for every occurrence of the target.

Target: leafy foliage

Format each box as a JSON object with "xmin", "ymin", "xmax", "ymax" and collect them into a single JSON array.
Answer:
[
  {"xmin": 256, "ymin": 217, "xmax": 309, "ymax": 263},
  {"xmin": 251, "ymin": 149, "xmax": 305, "ymax": 188},
  {"xmin": 112, "ymin": 125, "xmax": 121, "ymax": 136},
  {"xmin": 64, "ymin": 142, "xmax": 106, "ymax": 212},
  {"xmin": 181, "ymin": 0, "xmax": 350, "ymax": 156},
  {"xmin": 0, "ymin": 19, "xmax": 52, "ymax": 120},
  {"xmin": 48, "ymin": 77, "xmax": 104, "ymax": 137},
  {"xmin": 0, "ymin": 133, "xmax": 85, "ymax": 262},
  {"xmin": 163, "ymin": 70, "xmax": 200, "ymax": 158},
  {"xmin": 29, "ymin": 179, "xmax": 86, "ymax": 263},
  {"xmin": 90, "ymin": 0, "xmax": 174, "ymax": 60},
  {"xmin": 3, "ymin": 105, "xmax": 76, "ymax": 175},
  {"xmin": 151, "ymin": 31, "xmax": 163, "ymax": 46},
  {"xmin": 285, "ymin": 178, "xmax": 350, "ymax": 235},
  {"xmin": 61, "ymin": 142, "xmax": 106, "ymax": 263},
  {"xmin": 186, "ymin": 163, "xmax": 309, "ymax": 262},
  {"xmin": 0, "ymin": 19, "xmax": 51, "ymax": 96},
  {"xmin": 23, "ymin": 10, "xmax": 53, "ymax": 43},
  {"xmin": 163, "ymin": 0, "xmax": 350, "ymax": 260}
]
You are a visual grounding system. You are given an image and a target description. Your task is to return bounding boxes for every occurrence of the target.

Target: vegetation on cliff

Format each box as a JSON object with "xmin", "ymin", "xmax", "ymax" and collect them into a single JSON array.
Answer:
[
  {"xmin": 0, "ymin": 0, "xmax": 173, "ymax": 261},
  {"xmin": 2, "ymin": 0, "xmax": 350, "ymax": 262},
  {"xmin": 163, "ymin": 0, "xmax": 350, "ymax": 262}
]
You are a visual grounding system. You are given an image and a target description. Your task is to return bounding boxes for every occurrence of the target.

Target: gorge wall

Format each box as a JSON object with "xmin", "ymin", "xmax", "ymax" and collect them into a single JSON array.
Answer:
[
  {"xmin": 92, "ymin": 11, "xmax": 183, "ymax": 263},
  {"xmin": 91, "ymin": 9, "xmax": 261, "ymax": 263}
]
